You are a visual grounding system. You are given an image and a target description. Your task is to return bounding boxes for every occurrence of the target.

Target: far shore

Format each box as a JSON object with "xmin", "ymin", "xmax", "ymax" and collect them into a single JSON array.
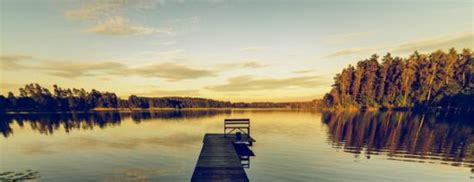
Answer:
[
  {"xmin": 2, "ymin": 107, "xmax": 316, "ymax": 114},
  {"xmin": 3, "ymin": 106, "xmax": 470, "ymax": 114},
  {"xmin": 92, "ymin": 107, "xmax": 312, "ymax": 112}
]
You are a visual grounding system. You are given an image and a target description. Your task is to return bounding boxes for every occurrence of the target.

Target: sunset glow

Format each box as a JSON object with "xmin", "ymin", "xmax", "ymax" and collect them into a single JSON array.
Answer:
[{"xmin": 1, "ymin": 0, "xmax": 472, "ymax": 101}]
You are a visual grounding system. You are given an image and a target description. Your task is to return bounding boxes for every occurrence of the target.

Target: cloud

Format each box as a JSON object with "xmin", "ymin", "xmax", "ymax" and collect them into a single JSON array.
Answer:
[
  {"xmin": 240, "ymin": 46, "xmax": 268, "ymax": 52},
  {"xmin": 64, "ymin": 0, "xmax": 128, "ymax": 21},
  {"xmin": 323, "ymin": 48, "xmax": 371, "ymax": 58},
  {"xmin": 84, "ymin": 16, "xmax": 168, "ymax": 36},
  {"xmin": 293, "ymin": 69, "xmax": 314, "ymax": 74},
  {"xmin": 240, "ymin": 60, "xmax": 268, "ymax": 68},
  {"xmin": 323, "ymin": 32, "xmax": 473, "ymax": 58},
  {"xmin": 130, "ymin": 63, "xmax": 217, "ymax": 81},
  {"xmin": 136, "ymin": 89, "xmax": 201, "ymax": 97},
  {"xmin": 65, "ymin": 6, "xmax": 98, "ymax": 21},
  {"xmin": 2, "ymin": 55, "xmax": 216, "ymax": 81},
  {"xmin": 0, "ymin": 54, "xmax": 33, "ymax": 70},
  {"xmin": 64, "ymin": 0, "xmax": 157, "ymax": 21},
  {"xmin": 322, "ymin": 32, "xmax": 375, "ymax": 45},
  {"xmin": 219, "ymin": 59, "xmax": 268, "ymax": 69},
  {"xmin": 207, "ymin": 75, "xmax": 326, "ymax": 92},
  {"xmin": 37, "ymin": 61, "xmax": 127, "ymax": 78},
  {"xmin": 0, "ymin": 54, "xmax": 32, "ymax": 62},
  {"xmin": 393, "ymin": 32, "xmax": 474, "ymax": 52},
  {"xmin": 63, "ymin": 0, "xmax": 169, "ymax": 36}
]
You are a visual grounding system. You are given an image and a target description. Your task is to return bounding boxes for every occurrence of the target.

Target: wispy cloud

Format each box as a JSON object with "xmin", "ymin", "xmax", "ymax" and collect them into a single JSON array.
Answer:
[
  {"xmin": 37, "ymin": 61, "xmax": 127, "ymax": 78},
  {"xmin": 64, "ymin": 0, "xmax": 128, "ymax": 21},
  {"xmin": 1, "ymin": 54, "xmax": 216, "ymax": 81},
  {"xmin": 323, "ymin": 32, "xmax": 473, "ymax": 58},
  {"xmin": 130, "ymin": 63, "xmax": 217, "ymax": 81},
  {"xmin": 207, "ymin": 75, "xmax": 326, "ymax": 92},
  {"xmin": 323, "ymin": 48, "xmax": 371, "ymax": 58},
  {"xmin": 62, "ymin": 0, "xmax": 169, "ymax": 36},
  {"xmin": 218, "ymin": 59, "xmax": 268, "ymax": 69},
  {"xmin": 393, "ymin": 31, "xmax": 473, "ymax": 52},
  {"xmin": 293, "ymin": 69, "xmax": 314, "ymax": 74},
  {"xmin": 0, "ymin": 54, "xmax": 33, "ymax": 69},
  {"xmin": 84, "ymin": 16, "xmax": 171, "ymax": 36},
  {"xmin": 322, "ymin": 32, "xmax": 375, "ymax": 45},
  {"xmin": 240, "ymin": 61, "xmax": 267, "ymax": 68}
]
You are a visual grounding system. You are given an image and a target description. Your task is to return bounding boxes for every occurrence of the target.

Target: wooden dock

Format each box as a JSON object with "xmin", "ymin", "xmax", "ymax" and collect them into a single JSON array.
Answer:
[{"xmin": 191, "ymin": 134, "xmax": 255, "ymax": 182}]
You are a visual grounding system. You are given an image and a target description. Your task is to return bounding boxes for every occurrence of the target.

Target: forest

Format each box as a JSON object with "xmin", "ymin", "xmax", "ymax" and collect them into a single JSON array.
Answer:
[
  {"xmin": 323, "ymin": 48, "xmax": 473, "ymax": 111},
  {"xmin": 2, "ymin": 48, "xmax": 472, "ymax": 112},
  {"xmin": 0, "ymin": 83, "xmax": 318, "ymax": 112}
]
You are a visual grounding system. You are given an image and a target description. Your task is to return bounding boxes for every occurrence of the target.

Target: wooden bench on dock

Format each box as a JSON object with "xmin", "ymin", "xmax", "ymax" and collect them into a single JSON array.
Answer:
[
  {"xmin": 224, "ymin": 118, "xmax": 250, "ymax": 136},
  {"xmin": 191, "ymin": 118, "xmax": 256, "ymax": 182}
]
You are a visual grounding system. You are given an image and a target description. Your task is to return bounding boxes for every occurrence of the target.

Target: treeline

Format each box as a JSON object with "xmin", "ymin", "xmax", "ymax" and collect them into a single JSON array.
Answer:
[
  {"xmin": 323, "ymin": 48, "xmax": 473, "ymax": 111},
  {"xmin": 0, "ymin": 83, "xmax": 319, "ymax": 112}
]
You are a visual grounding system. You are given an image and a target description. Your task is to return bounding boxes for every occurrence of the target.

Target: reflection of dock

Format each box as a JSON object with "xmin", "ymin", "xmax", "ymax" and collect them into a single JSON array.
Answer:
[{"xmin": 191, "ymin": 119, "xmax": 255, "ymax": 182}]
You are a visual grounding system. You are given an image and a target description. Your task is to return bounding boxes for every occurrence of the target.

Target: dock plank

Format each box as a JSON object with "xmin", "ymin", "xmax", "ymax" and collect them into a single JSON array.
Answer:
[{"xmin": 191, "ymin": 134, "xmax": 254, "ymax": 182}]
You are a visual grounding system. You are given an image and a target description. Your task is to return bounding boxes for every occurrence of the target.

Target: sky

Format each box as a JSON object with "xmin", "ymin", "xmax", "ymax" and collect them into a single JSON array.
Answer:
[{"xmin": 0, "ymin": 0, "xmax": 473, "ymax": 102}]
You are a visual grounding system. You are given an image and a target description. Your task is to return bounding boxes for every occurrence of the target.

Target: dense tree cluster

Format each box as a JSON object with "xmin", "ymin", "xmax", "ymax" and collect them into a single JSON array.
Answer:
[
  {"xmin": 0, "ymin": 84, "xmax": 318, "ymax": 111},
  {"xmin": 0, "ymin": 84, "xmax": 119, "ymax": 111},
  {"xmin": 323, "ymin": 48, "xmax": 473, "ymax": 110}
]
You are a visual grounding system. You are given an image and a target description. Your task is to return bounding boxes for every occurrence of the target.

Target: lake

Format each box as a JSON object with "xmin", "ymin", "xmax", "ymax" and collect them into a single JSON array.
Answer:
[{"xmin": 0, "ymin": 110, "xmax": 472, "ymax": 181}]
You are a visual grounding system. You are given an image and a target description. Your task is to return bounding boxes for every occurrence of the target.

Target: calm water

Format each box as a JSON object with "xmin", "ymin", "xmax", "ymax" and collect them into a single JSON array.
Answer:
[{"xmin": 0, "ymin": 110, "xmax": 473, "ymax": 181}]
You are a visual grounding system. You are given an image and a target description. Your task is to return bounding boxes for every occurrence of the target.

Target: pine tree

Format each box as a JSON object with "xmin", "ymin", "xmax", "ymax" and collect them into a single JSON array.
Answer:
[
  {"xmin": 323, "ymin": 48, "xmax": 473, "ymax": 110},
  {"xmin": 376, "ymin": 53, "xmax": 392, "ymax": 105}
]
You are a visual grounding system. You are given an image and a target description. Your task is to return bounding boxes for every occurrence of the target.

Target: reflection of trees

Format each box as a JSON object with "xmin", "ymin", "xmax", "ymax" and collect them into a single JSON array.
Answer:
[
  {"xmin": 129, "ymin": 110, "xmax": 231, "ymax": 122},
  {"xmin": 0, "ymin": 110, "xmax": 231, "ymax": 137},
  {"xmin": 3, "ymin": 112, "xmax": 123, "ymax": 136},
  {"xmin": 0, "ymin": 113, "xmax": 13, "ymax": 137},
  {"xmin": 322, "ymin": 111, "xmax": 474, "ymax": 169}
]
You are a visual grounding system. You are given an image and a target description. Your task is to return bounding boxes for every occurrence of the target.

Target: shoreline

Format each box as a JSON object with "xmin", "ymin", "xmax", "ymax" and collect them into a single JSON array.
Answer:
[
  {"xmin": 1, "ymin": 107, "xmax": 316, "ymax": 114},
  {"xmin": 2, "ymin": 106, "xmax": 470, "ymax": 114},
  {"xmin": 320, "ymin": 106, "xmax": 472, "ymax": 113}
]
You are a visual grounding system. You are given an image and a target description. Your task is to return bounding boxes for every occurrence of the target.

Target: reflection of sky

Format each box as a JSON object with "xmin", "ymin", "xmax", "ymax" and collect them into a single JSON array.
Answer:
[
  {"xmin": 1, "ymin": 0, "xmax": 473, "ymax": 101},
  {"xmin": 1, "ymin": 110, "xmax": 472, "ymax": 181}
]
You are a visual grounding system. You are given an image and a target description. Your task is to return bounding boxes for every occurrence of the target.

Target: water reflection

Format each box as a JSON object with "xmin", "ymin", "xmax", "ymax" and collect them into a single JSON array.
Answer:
[
  {"xmin": 0, "ymin": 110, "xmax": 232, "ymax": 137},
  {"xmin": 1, "ymin": 110, "xmax": 472, "ymax": 181},
  {"xmin": 322, "ymin": 111, "xmax": 474, "ymax": 170}
]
